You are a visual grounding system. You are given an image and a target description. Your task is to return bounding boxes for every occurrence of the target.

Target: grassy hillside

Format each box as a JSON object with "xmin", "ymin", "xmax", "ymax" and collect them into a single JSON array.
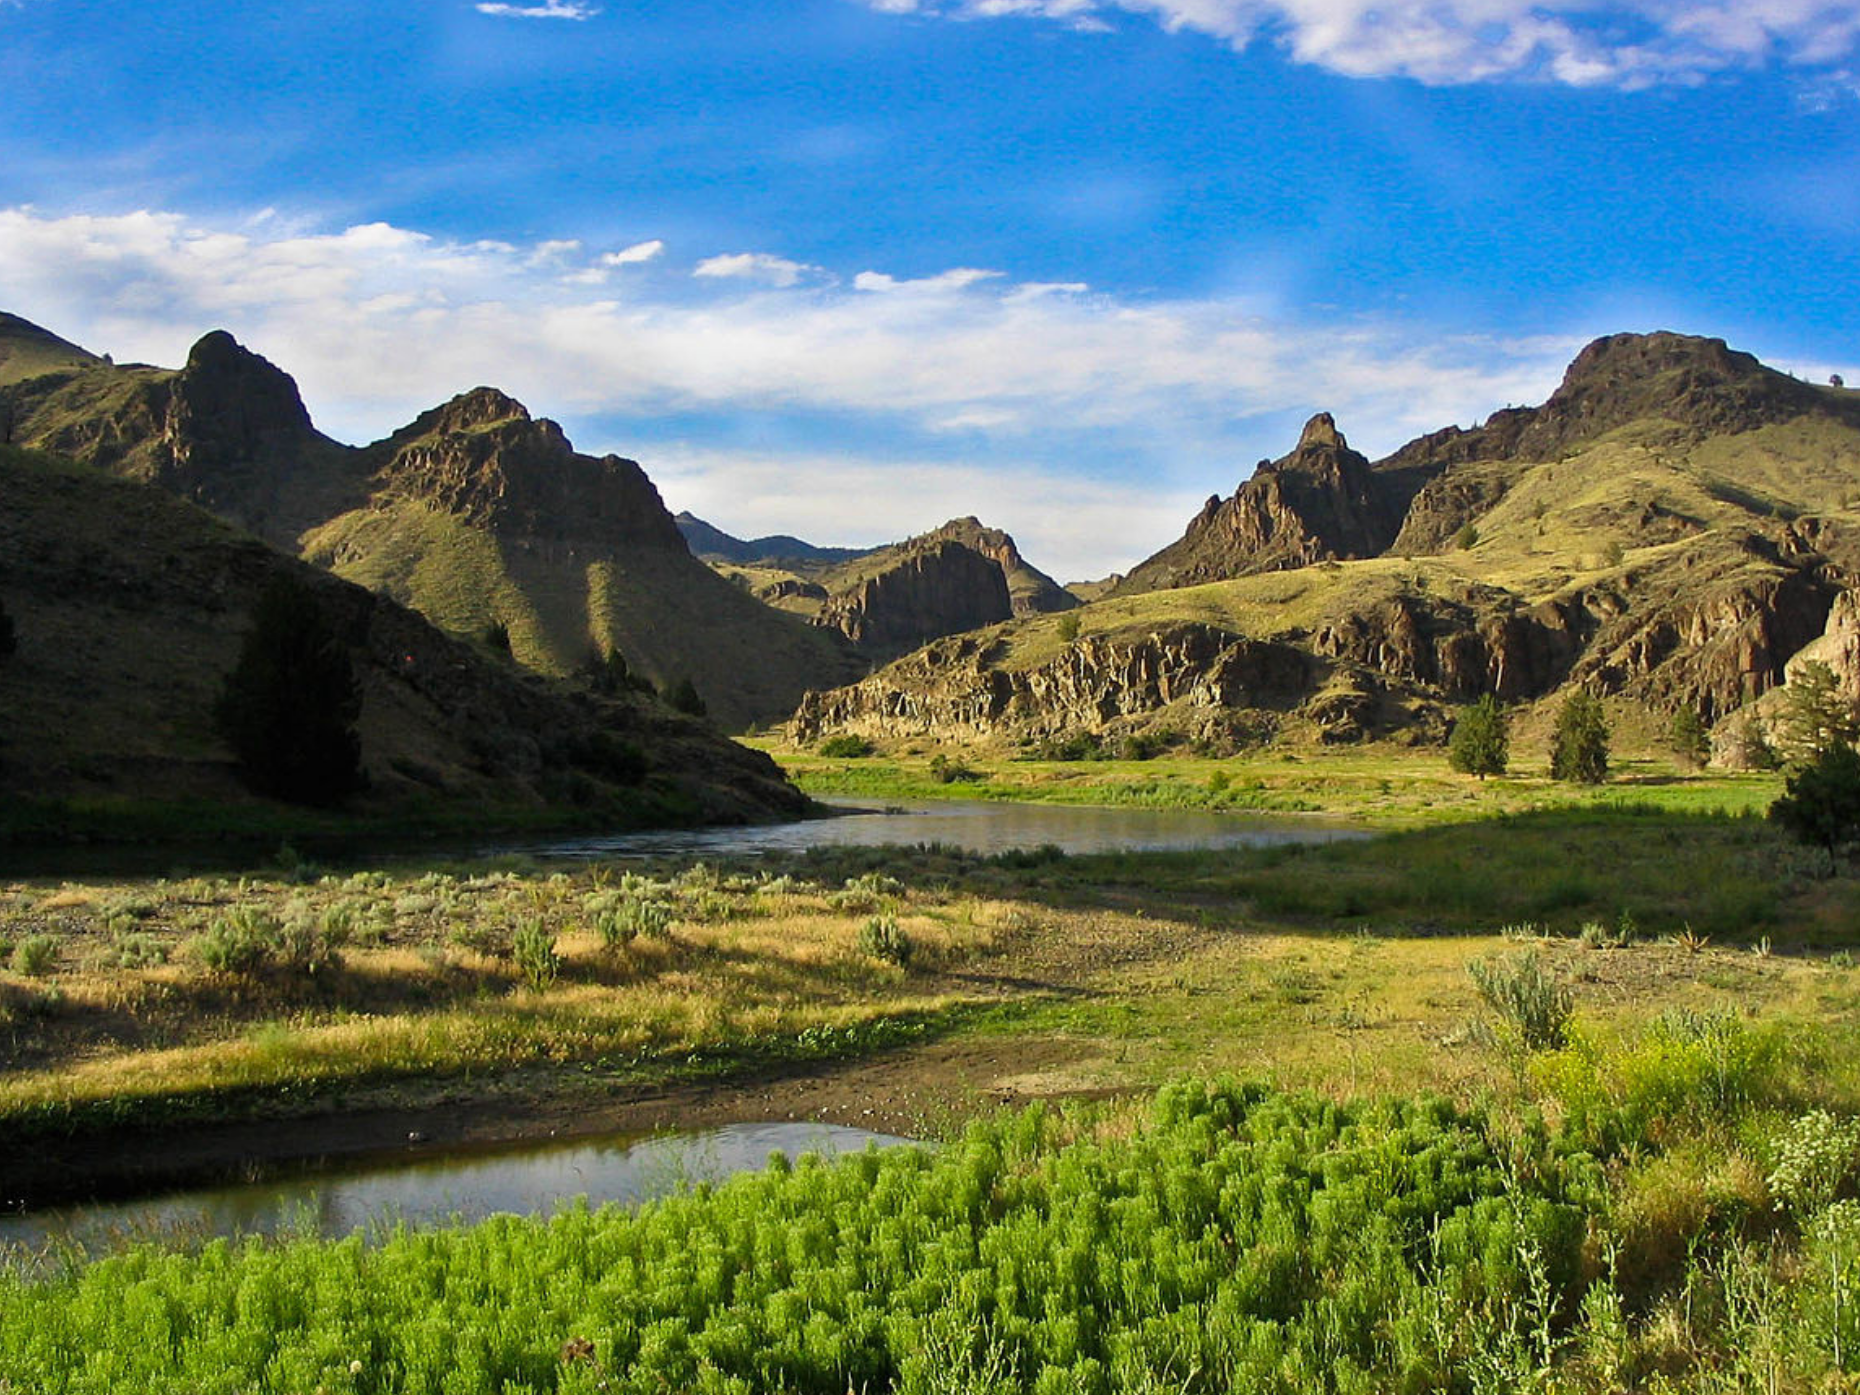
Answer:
[
  {"xmin": 0, "ymin": 312, "xmax": 98, "ymax": 387},
  {"xmin": 0, "ymin": 445, "xmax": 809, "ymax": 838}
]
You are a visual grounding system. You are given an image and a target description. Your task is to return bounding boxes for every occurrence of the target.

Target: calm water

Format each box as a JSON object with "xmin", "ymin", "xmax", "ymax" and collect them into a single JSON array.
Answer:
[
  {"xmin": 0, "ymin": 1122, "xmax": 914, "ymax": 1256},
  {"xmin": 500, "ymin": 798, "xmax": 1362, "ymax": 861}
]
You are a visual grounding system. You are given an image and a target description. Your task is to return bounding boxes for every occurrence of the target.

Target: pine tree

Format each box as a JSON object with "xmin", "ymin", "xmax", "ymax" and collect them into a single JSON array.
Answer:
[
  {"xmin": 1448, "ymin": 693, "xmax": 1509, "ymax": 780},
  {"xmin": 1669, "ymin": 705, "xmax": 1710, "ymax": 770},
  {"xmin": 1775, "ymin": 660, "xmax": 1858, "ymax": 766},
  {"xmin": 215, "ymin": 577, "xmax": 364, "ymax": 806},
  {"xmin": 1550, "ymin": 689, "xmax": 1610, "ymax": 784},
  {"xmin": 665, "ymin": 677, "xmax": 707, "ymax": 718}
]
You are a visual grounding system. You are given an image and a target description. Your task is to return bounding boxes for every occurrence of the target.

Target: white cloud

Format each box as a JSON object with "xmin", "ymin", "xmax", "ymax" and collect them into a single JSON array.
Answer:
[
  {"xmin": 857, "ymin": 0, "xmax": 1860, "ymax": 87},
  {"xmin": 0, "ymin": 205, "xmax": 1594, "ymax": 574},
  {"xmin": 693, "ymin": 252, "xmax": 820, "ymax": 288},
  {"xmin": 651, "ymin": 447, "xmax": 1204, "ymax": 583},
  {"xmin": 475, "ymin": 1, "xmax": 600, "ymax": 18},
  {"xmin": 603, "ymin": 239, "xmax": 666, "ymax": 266}
]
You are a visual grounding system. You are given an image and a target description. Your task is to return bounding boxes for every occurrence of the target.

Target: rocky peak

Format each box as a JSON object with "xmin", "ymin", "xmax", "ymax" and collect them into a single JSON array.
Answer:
[
  {"xmin": 1296, "ymin": 412, "xmax": 1345, "ymax": 452},
  {"xmin": 371, "ymin": 390, "xmax": 681, "ymax": 550},
  {"xmin": 172, "ymin": 330, "xmax": 318, "ymax": 444},
  {"xmin": 1115, "ymin": 413, "xmax": 1403, "ymax": 595},
  {"xmin": 920, "ymin": 516, "xmax": 1079, "ymax": 615},
  {"xmin": 813, "ymin": 537, "xmax": 1013, "ymax": 659}
]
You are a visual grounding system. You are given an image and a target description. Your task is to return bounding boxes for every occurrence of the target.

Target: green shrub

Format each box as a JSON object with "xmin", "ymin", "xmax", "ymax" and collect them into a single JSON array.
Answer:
[
  {"xmin": 1467, "ymin": 948, "xmax": 1573, "ymax": 1049},
  {"xmin": 1768, "ymin": 1110, "xmax": 1860, "ymax": 1218},
  {"xmin": 450, "ymin": 920, "xmax": 513, "ymax": 960},
  {"xmin": 512, "ymin": 917, "xmax": 559, "ymax": 990},
  {"xmin": 857, "ymin": 914, "xmax": 914, "ymax": 967},
  {"xmin": 108, "ymin": 931, "xmax": 170, "ymax": 969},
  {"xmin": 9, "ymin": 933, "xmax": 57, "ymax": 977},
  {"xmin": 1448, "ymin": 692, "xmax": 1509, "ymax": 780},
  {"xmin": 1550, "ymin": 690, "xmax": 1610, "ymax": 784},
  {"xmin": 818, "ymin": 734, "xmax": 876, "ymax": 758},
  {"xmin": 1770, "ymin": 741, "xmax": 1860, "ymax": 855},
  {"xmin": 190, "ymin": 908, "xmax": 279, "ymax": 976}
]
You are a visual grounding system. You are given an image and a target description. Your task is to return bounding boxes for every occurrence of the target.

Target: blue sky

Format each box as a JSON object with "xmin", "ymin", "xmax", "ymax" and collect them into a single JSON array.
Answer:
[{"xmin": 2, "ymin": 0, "xmax": 1857, "ymax": 578}]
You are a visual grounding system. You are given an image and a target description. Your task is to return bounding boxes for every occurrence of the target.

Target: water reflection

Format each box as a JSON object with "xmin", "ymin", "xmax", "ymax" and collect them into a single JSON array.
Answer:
[
  {"xmin": 504, "ymin": 798, "xmax": 1362, "ymax": 861},
  {"xmin": 0, "ymin": 1122, "xmax": 913, "ymax": 1256}
]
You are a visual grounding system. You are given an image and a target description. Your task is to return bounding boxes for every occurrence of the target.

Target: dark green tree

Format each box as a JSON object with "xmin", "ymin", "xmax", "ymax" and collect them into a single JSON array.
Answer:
[
  {"xmin": 0, "ymin": 596, "xmax": 15, "ymax": 659},
  {"xmin": 581, "ymin": 645, "xmax": 634, "ymax": 696},
  {"xmin": 1771, "ymin": 741, "xmax": 1860, "ymax": 856},
  {"xmin": 1549, "ymin": 689, "xmax": 1610, "ymax": 784},
  {"xmin": 1448, "ymin": 693, "xmax": 1509, "ymax": 780},
  {"xmin": 480, "ymin": 620, "xmax": 512, "ymax": 657},
  {"xmin": 1732, "ymin": 716, "xmax": 1782, "ymax": 771},
  {"xmin": 1669, "ymin": 705, "xmax": 1711, "ymax": 770},
  {"xmin": 215, "ymin": 577, "xmax": 363, "ymax": 806},
  {"xmin": 1775, "ymin": 660, "xmax": 1858, "ymax": 766},
  {"xmin": 665, "ymin": 676, "xmax": 707, "ymax": 718}
]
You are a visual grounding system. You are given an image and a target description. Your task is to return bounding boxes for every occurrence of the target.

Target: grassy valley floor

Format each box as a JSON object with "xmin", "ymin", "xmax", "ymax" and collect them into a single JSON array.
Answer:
[{"xmin": 5, "ymin": 768, "xmax": 1860, "ymax": 1391}]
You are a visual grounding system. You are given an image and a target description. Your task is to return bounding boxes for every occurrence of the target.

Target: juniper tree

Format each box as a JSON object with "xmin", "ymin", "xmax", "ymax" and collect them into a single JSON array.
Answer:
[
  {"xmin": 1771, "ymin": 741, "xmax": 1860, "ymax": 857},
  {"xmin": 1669, "ymin": 705, "xmax": 1710, "ymax": 770},
  {"xmin": 1448, "ymin": 692, "xmax": 1509, "ymax": 780},
  {"xmin": 215, "ymin": 577, "xmax": 363, "ymax": 806},
  {"xmin": 1550, "ymin": 689, "xmax": 1610, "ymax": 784}
]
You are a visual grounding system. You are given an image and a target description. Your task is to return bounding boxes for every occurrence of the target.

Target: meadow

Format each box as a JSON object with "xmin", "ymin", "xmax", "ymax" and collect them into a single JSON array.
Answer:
[{"xmin": 5, "ymin": 776, "xmax": 1860, "ymax": 1391}]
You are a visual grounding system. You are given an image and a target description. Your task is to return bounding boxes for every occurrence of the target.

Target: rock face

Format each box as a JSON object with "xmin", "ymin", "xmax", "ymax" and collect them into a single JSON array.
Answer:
[
  {"xmin": 920, "ymin": 517, "xmax": 1079, "ymax": 615},
  {"xmin": 367, "ymin": 388, "xmax": 685, "ymax": 552},
  {"xmin": 793, "ymin": 624, "xmax": 1310, "ymax": 745},
  {"xmin": 1117, "ymin": 415, "xmax": 1408, "ymax": 594},
  {"xmin": 813, "ymin": 538, "xmax": 1014, "ymax": 661}
]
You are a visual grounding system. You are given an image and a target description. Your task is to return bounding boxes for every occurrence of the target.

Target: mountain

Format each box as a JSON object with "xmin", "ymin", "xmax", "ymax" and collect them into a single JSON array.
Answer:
[
  {"xmin": 675, "ymin": 512, "xmax": 878, "ymax": 568},
  {"xmin": 796, "ymin": 332, "xmax": 1860, "ymax": 751},
  {"xmin": 0, "ymin": 317, "xmax": 862, "ymax": 730},
  {"xmin": 299, "ymin": 388, "xmax": 863, "ymax": 730},
  {"xmin": 0, "ymin": 325, "xmax": 367, "ymax": 547},
  {"xmin": 0, "ymin": 444, "xmax": 807, "ymax": 826}
]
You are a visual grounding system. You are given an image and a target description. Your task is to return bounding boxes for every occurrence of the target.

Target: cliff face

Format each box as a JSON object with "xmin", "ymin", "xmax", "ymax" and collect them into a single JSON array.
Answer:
[
  {"xmin": 793, "ymin": 624, "xmax": 1311, "ymax": 746},
  {"xmin": 1117, "ymin": 414, "xmax": 1409, "ymax": 595},
  {"xmin": 922, "ymin": 517, "xmax": 1079, "ymax": 615},
  {"xmin": 813, "ymin": 538, "xmax": 1014, "ymax": 661}
]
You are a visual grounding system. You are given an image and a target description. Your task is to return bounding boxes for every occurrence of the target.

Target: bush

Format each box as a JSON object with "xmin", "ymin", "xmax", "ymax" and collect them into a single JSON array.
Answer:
[
  {"xmin": 1448, "ymin": 692, "xmax": 1509, "ymax": 779},
  {"xmin": 1056, "ymin": 612, "xmax": 1082, "ymax": 644},
  {"xmin": 512, "ymin": 917, "xmax": 559, "ymax": 990},
  {"xmin": 191, "ymin": 908, "xmax": 279, "ymax": 976},
  {"xmin": 1770, "ymin": 741, "xmax": 1860, "ymax": 855},
  {"xmin": 1454, "ymin": 521, "xmax": 1479, "ymax": 550},
  {"xmin": 818, "ymin": 734, "xmax": 876, "ymax": 759},
  {"xmin": 1550, "ymin": 690, "xmax": 1610, "ymax": 784},
  {"xmin": 109, "ymin": 931, "xmax": 170, "ymax": 969},
  {"xmin": 215, "ymin": 577, "xmax": 364, "ymax": 806},
  {"xmin": 857, "ymin": 914, "xmax": 914, "ymax": 967},
  {"xmin": 9, "ymin": 933, "xmax": 56, "ymax": 977},
  {"xmin": 928, "ymin": 753, "xmax": 981, "ymax": 784},
  {"xmin": 1468, "ymin": 949, "xmax": 1573, "ymax": 1049}
]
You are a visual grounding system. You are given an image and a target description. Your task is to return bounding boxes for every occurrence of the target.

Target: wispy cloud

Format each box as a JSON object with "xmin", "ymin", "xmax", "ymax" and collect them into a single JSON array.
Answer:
[
  {"xmin": 693, "ymin": 252, "xmax": 821, "ymax": 288},
  {"xmin": 0, "ymin": 205, "xmax": 1639, "ymax": 572},
  {"xmin": 474, "ymin": 1, "xmax": 599, "ymax": 19},
  {"xmin": 857, "ymin": 0, "xmax": 1860, "ymax": 88},
  {"xmin": 603, "ymin": 239, "xmax": 666, "ymax": 266}
]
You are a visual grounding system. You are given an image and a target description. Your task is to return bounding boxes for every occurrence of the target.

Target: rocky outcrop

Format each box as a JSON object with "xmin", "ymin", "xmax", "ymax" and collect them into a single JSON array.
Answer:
[
  {"xmin": 813, "ymin": 539, "xmax": 1013, "ymax": 660},
  {"xmin": 793, "ymin": 623, "xmax": 1311, "ymax": 743},
  {"xmin": 1117, "ymin": 415, "xmax": 1409, "ymax": 595},
  {"xmin": 922, "ymin": 517, "xmax": 1079, "ymax": 615},
  {"xmin": 367, "ymin": 387, "xmax": 685, "ymax": 553}
]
